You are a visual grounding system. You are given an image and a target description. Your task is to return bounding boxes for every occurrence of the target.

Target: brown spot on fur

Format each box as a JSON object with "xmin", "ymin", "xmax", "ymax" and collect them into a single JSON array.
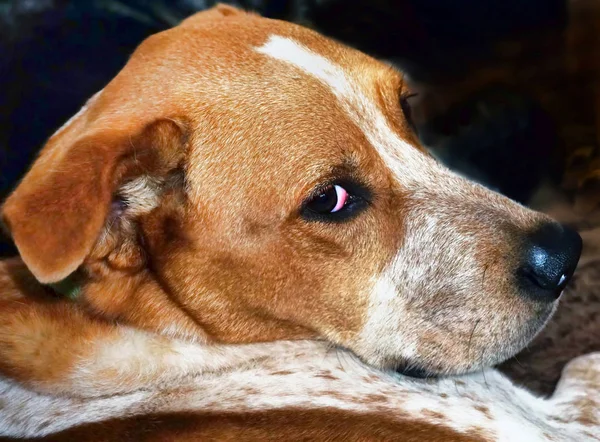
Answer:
[
  {"xmin": 363, "ymin": 393, "xmax": 389, "ymax": 404},
  {"xmin": 468, "ymin": 427, "xmax": 492, "ymax": 440},
  {"xmin": 242, "ymin": 387, "xmax": 260, "ymax": 395},
  {"xmin": 572, "ymin": 398, "xmax": 598, "ymax": 426},
  {"xmin": 318, "ymin": 390, "xmax": 349, "ymax": 401},
  {"xmin": 315, "ymin": 371, "xmax": 338, "ymax": 381},
  {"xmin": 36, "ymin": 421, "xmax": 51, "ymax": 432},
  {"xmin": 361, "ymin": 374, "xmax": 381, "ymax": 383},
  {"xmin": 474, "ymin": 405, "xmax": 493, "ymax": 420},
  {"xmin": 577, "ymin": 413, "xmax": 598, "ymax": 427},
  {"xmin": 422, "ymin": 410, "xmax": 445, "ymax": 420}
]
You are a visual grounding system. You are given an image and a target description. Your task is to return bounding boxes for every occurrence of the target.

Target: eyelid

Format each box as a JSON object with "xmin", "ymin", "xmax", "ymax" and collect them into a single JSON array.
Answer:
[
  {"xmin": 307, "ymin": 177, "xmax": 369, "ymax": 202},
  {"xmin": 400, "ymin": 92, "xmax": 418, "ymax": 130},
  {"xmin": 300, "ymin": 176, "xmax": 373, "ymax": 217}
]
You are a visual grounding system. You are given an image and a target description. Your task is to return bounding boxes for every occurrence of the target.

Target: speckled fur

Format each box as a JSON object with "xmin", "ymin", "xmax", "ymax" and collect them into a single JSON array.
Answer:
[{"xmin": 1, "ymin": 341, "xmax": 600, "ymax": 441}]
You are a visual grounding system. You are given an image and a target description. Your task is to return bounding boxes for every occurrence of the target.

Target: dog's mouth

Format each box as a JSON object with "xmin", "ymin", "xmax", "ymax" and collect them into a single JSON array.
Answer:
[
  {"xmin": 394, "ymin": 363, "xmax": 436, "ymax": 379},
  {"xmin": 389, "ymin": 303, "xmax": 556, "ymax": 379}
]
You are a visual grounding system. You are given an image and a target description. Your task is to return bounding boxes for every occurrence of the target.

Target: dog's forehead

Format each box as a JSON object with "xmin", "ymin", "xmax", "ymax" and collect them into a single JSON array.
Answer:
[
  {"xmin": 176, "ymin": 11, "xmax": 388, "ymax": 78},
  {"xmin": 160, "ymin": 15, "xmax": 428, "ymax": 183},
  {"xmin": 71, "ymin": 12, "xmax": 430, "ymax": 202},
  {"xmin": 168, "ymin": 15, "xmax": 405, "ymax": 111}
]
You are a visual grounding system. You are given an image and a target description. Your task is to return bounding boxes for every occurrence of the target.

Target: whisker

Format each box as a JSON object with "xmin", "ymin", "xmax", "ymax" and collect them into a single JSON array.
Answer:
[{"xmin": 467, "ymin": 318, "xmax": 482, "ymax": 364}]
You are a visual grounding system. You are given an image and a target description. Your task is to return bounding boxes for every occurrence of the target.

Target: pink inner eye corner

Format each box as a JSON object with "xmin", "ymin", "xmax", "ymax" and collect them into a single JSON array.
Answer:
[{"xmin": 332, "ymin": 185, "xmax": 348, "ymax": 212}]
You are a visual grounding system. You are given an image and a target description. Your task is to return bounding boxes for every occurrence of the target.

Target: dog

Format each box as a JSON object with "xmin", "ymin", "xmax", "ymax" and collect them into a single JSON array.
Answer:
[{"xmin": 0, "ymin": 5, "xmax": 598, "ymax": 440}]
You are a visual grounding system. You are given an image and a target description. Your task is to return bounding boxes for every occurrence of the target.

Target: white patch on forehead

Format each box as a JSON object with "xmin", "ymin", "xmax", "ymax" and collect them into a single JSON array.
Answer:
[{"xmin": 255, "ymin": 35, "xmax": 444, "ymax": 188}]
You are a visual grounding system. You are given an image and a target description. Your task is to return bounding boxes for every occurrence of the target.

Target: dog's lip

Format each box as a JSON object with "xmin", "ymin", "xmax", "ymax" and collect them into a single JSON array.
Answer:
[{"xmin": 395, "ymin": 363, "xmax": 437, "ymax": 379}]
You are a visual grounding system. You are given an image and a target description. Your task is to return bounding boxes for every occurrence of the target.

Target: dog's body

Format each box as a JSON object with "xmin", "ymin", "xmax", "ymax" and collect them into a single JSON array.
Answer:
[
  {"xmin": 0, "ymin": 5, "xmax": 598, "ymax": 440},
  {"xmin": 0, "ymin": 258, "xmax": 598, "ymax": 441}
]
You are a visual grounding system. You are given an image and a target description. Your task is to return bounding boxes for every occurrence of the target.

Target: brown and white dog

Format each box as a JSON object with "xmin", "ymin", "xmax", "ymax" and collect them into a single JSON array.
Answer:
[{"xmin": 0, "ymin": 5, "xmax": 598, "ymax": 441}]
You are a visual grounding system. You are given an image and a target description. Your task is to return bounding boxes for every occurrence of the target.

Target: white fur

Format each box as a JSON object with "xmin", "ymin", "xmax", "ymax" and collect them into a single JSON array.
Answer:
[
  {"xmin": 65, "ymin": 329, "xmax": 321, "ymax": 397},
  {"xmin": 118, "ymin": 176, "xmax": 162, "ymax": 215}
]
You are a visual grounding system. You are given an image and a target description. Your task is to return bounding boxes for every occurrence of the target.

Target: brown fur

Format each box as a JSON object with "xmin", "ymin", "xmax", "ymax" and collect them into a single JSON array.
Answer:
[{"xmin": 7, "ymin": 409, "xmax": 483, "ymax": 442}]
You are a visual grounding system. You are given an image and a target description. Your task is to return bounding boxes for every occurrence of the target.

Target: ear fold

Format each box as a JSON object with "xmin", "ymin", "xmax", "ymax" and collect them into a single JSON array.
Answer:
[{"xmin": 1, "ymin": 119, "xmax": 186, "ymax": 284}]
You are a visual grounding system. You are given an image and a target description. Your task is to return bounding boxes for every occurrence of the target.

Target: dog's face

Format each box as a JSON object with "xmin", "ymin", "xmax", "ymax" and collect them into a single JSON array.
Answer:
[{"xmin": 1, "ymin": 6, "xmax": 581, "ymax": 376}]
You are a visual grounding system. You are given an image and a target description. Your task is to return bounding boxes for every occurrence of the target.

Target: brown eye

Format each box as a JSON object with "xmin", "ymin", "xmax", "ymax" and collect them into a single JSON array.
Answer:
[{"xmin": 306, "ymin": 185, "xmax": 349, "ymax": 214}]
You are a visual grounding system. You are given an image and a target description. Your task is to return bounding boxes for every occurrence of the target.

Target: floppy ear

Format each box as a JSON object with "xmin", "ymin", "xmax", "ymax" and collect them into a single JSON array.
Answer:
[{"xmin": 1, "ymin": 119, "xmax": 186, "ymax": 284}]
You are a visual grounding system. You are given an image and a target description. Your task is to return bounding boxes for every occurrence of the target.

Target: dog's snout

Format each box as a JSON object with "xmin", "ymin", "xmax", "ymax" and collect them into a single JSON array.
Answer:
[{"xmin": 517, "ymin": 223, "xmax": 582, "ymax": 302}]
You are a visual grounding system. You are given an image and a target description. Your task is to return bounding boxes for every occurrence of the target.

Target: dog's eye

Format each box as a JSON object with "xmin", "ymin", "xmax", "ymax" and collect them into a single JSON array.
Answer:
[
  {"xmin": 301, "ymin": 179, "xmax": 370, "ymax": 223},
  {"xmin": 306, "ymin": 184, "xmax": 349, "ymax": 214},
  {"xmin": 400, "ymin": 92, "xmax": 417, "ymax": 131}
]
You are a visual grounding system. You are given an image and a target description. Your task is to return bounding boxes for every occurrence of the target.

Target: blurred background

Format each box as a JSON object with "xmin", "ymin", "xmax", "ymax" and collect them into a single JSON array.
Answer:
[{"xmin": 0, "ymin": 0, "xmax": 599, "ymax": 256}]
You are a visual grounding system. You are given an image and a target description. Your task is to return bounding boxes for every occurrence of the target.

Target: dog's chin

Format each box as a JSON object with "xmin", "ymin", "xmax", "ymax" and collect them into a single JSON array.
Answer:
[
  {"xmin": 393, "ymin": 351, "xmax": 511, "ymax": 379},
  {"xmin": 394, "ymin": 357, "xmax": 499, "ymax": 379},
  {"xmin": 393, "ymin": 308, "xmax": 556, "ymax": 379}
]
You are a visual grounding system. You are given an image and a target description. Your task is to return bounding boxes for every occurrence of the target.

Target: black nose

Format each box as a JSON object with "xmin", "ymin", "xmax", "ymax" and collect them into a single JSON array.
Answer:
[{"xmin": 517, "ymin": 223, "xmax": 582, "ymax": 302}]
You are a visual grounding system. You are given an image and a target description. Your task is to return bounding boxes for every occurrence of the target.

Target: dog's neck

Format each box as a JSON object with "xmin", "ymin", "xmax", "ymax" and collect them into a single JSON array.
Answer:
[
  {"xmin": 69, "ymin": 260, "xmax": 317, "ymax": 346},
  {"xmin": 0, "ymin": 256, "xmax": 324, "ymax": 399}
]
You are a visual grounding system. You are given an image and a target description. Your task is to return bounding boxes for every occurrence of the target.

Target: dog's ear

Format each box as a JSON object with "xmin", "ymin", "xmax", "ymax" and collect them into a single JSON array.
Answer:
[{"xmin": 1, "ymin": 118, "xmax": 187, "ymax": 284}]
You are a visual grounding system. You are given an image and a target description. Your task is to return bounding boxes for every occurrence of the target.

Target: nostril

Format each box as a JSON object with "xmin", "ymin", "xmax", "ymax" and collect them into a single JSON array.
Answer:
[
  {"xmin": 518, "ymin": 264, "xmax": 569, "ymax": 294},
  {"xmin": 517, "ymin": 223, "xmax": 582, "ymax": 302}
]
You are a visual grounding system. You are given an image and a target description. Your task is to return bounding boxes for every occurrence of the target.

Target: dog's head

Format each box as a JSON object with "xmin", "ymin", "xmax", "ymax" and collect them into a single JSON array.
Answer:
[{"xmin": 1, "ymin": 5, "xmax": 581, "ymax": 376}]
